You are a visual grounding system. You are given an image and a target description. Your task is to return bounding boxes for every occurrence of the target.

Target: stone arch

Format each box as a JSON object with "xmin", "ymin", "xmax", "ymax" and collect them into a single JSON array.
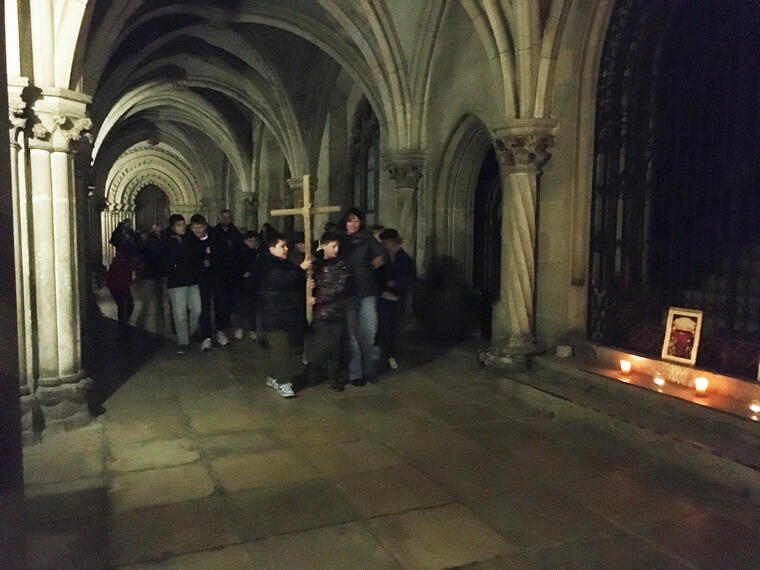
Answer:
[{"xmin": 433, "ymin": 114, "xmax": 494, "ymax": 286}]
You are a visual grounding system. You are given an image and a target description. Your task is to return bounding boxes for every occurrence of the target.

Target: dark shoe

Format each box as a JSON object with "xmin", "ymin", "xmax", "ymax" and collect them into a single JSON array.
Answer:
[
  {"xmin": 351, "ymin": 378, "xmax": 366, "ymax": 387},
  {"xmin": 328, "ymin": 381, "xmax": 345, "ymax": 392}
]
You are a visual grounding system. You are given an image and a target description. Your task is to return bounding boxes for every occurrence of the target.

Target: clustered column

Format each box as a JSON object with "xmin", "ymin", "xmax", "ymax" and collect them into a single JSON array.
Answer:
[
  {"xmin": 486, "ymin": 120, "xmax": 555, "ymax": 365},
  {"xmin": 8, "ymin": 87, "xmax": 94, "ymax": 431},
  {"xmin": 386, "ymin": 151, "xmax": 425, "ymax": 260}
]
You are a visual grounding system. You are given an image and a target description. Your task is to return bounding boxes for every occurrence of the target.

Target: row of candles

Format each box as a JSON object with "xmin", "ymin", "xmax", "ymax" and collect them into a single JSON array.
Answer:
[
  {"xmin": 619, "ymin": 359, "xmax": 709, "ymax": 396},
  {"xmin": 619, "ymin": 359, "xmax": 760, "ymax": 419}
]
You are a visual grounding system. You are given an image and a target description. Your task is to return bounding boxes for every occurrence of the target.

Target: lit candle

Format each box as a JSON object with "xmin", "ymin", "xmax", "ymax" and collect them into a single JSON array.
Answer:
[
  {"xmin": 694, "ymin": 377, "xmax": 708, "ymax": 396},
  {"xmin": 653, "ymin": 372, "xmax": 665, "ymax": 386},
  {"xmin": 749, "ymin": 401, "xmax": 760, "ymax": 414},
  {"xmin": 620, "ymin": 360, "xmax": 632, "ymax": 374}
]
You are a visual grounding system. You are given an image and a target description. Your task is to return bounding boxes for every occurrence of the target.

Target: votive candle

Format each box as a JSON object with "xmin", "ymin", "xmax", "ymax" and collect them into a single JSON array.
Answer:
[{"xmin": 694, "ymin": 377, "xmax": 708, "ymax": 396}]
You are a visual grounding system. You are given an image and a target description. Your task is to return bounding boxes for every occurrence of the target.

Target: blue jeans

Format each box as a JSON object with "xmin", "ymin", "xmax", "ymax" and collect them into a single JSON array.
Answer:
[
  {"xmin": 346, "ymin": 296, "xmax": 378, "ymax": 381},
  {"xmin": 168, "ymin": 285, "xmax": 201, "ymax": 346}
]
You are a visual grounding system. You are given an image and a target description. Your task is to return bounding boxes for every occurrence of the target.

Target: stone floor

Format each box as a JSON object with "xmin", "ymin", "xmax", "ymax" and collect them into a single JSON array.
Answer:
[{"xmin": 21, "ymin": 325, "xmax": 760, "ymax": 568}]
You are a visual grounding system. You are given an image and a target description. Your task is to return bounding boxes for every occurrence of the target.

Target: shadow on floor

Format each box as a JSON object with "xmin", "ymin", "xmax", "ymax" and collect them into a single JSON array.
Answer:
[{"xmin": 83, "ymin": 314, "xmax": 165, "ymax": 409}]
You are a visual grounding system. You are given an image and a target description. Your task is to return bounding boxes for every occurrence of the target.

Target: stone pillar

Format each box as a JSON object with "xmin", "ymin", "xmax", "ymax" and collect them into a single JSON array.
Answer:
[
  {"xmin": 385, "ymin": 151, "xmax": 425, "ymax": 259},
  {"xmin": 482, "ymin": 120, "xmax": 555, "ymax": 367},
  {"xmin": 8, "ymin": 92, "xmax": 35, "ymax": 432},
  {"xmin": 22, "ymin": 89, "xmax": 93, "ymax": 430}
]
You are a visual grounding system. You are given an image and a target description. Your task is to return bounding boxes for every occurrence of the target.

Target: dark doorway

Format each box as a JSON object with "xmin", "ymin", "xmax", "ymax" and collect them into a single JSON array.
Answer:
[
  {"xmin": 473, "ymin": 148, "xmax": 502, "ymax": 340},
  {"xmin": 589, "ymin": 0, "xmax": 760, "ymax": 378},
  {"xmin": 134, "ymin": 184, "xmax": 170, "ymax": 231}
]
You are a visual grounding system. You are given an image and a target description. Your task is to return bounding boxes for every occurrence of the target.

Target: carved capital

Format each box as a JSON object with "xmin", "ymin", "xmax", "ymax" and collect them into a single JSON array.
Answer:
[
  {"xmin": 493, "ymin": 119, "xmax": 557, "ymax": 174},
  {"xmin": 385, "ymin": 151, "xmax": 425, "ymax": 190}
]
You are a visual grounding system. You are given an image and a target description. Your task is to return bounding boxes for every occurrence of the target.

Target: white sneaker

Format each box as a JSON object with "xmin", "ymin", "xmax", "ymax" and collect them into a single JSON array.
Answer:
[
  {"xmin": 266, "ymin": 377, "xmax": 279, "ymax": 389},
  {"xmin": 201, "ymin": 338, "xmax": 212, "ymax": 351},
  {"xmin": 388, "ymin": 357, "xmax": 398, "ymax": 370},
  {"xmin": 248, "ymin": 331, "xmax": 258, "ymax": 341},
  {"xmin": 277, "ymin": 382, "xmax": 296, "ymax": 398},
  {"xmin": 216, "ymin": 330, "xmax": 230, "ymax": 346},
  {"xmin": 234, "ymin": 328, "xmax": 244, "ymax": 340}
]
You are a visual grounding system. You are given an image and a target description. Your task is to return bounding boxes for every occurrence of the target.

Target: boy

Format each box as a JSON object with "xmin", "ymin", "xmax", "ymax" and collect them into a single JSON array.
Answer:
[
  {"xmin": 259, "ymin": 231, "xmax": 312, "ymax": 398},
  {"xmin": 210, "ymin": 209, "xmax": 243, "ymax": 343},
  {"xmin": 308, "ymin": 232, "xmax": 350, "ymax": 391},
  {"xmin": 189, "ymin": 214, "xmax": 227, "ymax": 351},
  {"xmin": 162, "ymin": 214, "xmax": 202, "ymax": 354},
  {"xmin": 233, "ymin": 231, "xmax": 261, "ymax": 340},
  {"xmin": 377, "ymin": 228, "xmax": 416, "ymax": 370}
]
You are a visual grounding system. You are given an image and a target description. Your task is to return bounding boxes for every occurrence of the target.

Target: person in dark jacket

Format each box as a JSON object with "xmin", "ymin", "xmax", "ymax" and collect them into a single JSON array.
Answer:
[
  {"xmin": 307, "ymin": 231, "xmax": 350, "ymax": 391},
  {"xmin": 110, "ymin": 219, "xmax": 140, "ymax": 257},
  {"xmin": 377, "ymin": 228, "xmax": 417, "ymax": 370},
  {"xmin": 162, "ymin": 214, "xmax": 202, "ymax": 354},
  {"xmin": 232, "ymin": 231, "xmax": 261, "ymax": 341},
  {"xmin": 259, "ymin": 231, "xmax": 312, "ymax": 398},
  {"xmin": 189, "ymin": 214, "xmax": 229, "ymax": 351},
  {"xmin": 139, "ymin": 225, "xmax": 164, "ymax": 280},
  {"xmin": 107, "ymin": 248, "xmax": 134, "ymax": 335},
  {"xmin": 340, "ymin": 208, "xmax": 384, "ymax": 385},
  {"xmin": 210, "ymin": 209, "xmax": 243, "ymax": 339}
]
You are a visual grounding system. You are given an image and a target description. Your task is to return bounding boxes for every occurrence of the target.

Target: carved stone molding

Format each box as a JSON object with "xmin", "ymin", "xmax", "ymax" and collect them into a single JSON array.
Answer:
[
  {"xmin": 384, "ymin": 151, "xmax": 425, "ymax": 189},
  {"xmin": 493, "ymin": 119, "xmax": 557, "ymax": 174}
]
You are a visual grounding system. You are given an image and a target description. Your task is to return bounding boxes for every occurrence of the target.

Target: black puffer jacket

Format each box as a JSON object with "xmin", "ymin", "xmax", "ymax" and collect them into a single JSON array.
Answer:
[
  {"xmin": 259, "ymin": 253, "xmax": 306, "ymax": 336},
  {"xmin": 162, "ymin": 230, "xmax": 201, "ymax": 289},
  {"xmin": 313, "ymin": 256, "xmax": 350, "ymax": 321}
]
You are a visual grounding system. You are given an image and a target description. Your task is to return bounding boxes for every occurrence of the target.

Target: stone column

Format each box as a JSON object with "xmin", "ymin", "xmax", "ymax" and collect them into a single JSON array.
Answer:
[
  {"xmin": 385, "ymin": 151, "xmax": 425, "ymax": 259},
  {"xmin": 23, "ymin": 89, "xmax": 93, "ymax": 430},
  {"xmin": 8, "ymin": 92, "xmax": 35, "ymax": 432},
  {"xmin": 483, "ymin": 120, "xmax": 555, "ymax": 367}
]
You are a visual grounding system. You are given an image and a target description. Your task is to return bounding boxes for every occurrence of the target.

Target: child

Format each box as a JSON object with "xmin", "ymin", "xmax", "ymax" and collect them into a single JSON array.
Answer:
[
  {"xmin": 377, "ymin": 228, "xmax": 416, "ymax": 370},
  {"xmin": 308, "ymin": 232, "xmax": 350, "ymax": 391},
  {"xmin": 107, "ymin": 248, "xmax": 134, "ymax": 335},
  {"xmin": 259, "ymin": 231, "xmax": 312, "ymax": 398},
  {"xmin": 233, "ymin": 231, "xmax": 261, "ymax": 340},
  {"xmin": 162, "ymin": 214, "xmax": 202, "ymax": 354},
  {"xmin": 189, "ymin": 214, "xmax": 228, "ymax": 351}
]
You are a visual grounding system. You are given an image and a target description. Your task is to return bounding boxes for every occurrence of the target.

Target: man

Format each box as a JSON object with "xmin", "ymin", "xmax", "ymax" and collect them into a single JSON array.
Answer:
[
  {"xmin": 210, "ymin": 209, "xmax": 243, "ymax": 343},
  {"xmin": 189, "ymin": 214, "xmax": 228, "ymax": 350}
]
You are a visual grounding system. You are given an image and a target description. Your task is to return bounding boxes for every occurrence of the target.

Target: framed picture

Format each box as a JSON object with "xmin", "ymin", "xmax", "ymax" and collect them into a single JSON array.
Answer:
[{"xmin": 661, "ymin": 307, "xmax": 703, "ymax": 365}]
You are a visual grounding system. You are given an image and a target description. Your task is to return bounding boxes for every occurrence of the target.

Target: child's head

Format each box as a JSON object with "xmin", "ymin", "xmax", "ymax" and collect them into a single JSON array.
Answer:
[
  {"xmin": 267, "ymin": 231, "xmax": 288, "ymax": 259},
  {"xmin": 189, "ymin": 214, "xmax": 208, "ymax": 238},
  {"xmin": 370, "ymin": 224, "xmax": 385, "ymax": 242},
  {"xmin": 320, "ymin": 231, "xmax": 341, "ymax": 259},
  {"xmin": 169, "ymin": 214, "xmax": 186, "ymax": 235},
  {"xmin": 244, "ymin": 230, "xmax": 260, "ymax": 250},
  {"xmin": 379, "ymin": 228, "xmax": 402, "ymax": 252},
  {"xmin": 343, "ymin": 207, "xmax": 364, "ymax": 235},
  {"xmin": 292, "ymin": 232, "xmax": 306, "ymax": 253}
]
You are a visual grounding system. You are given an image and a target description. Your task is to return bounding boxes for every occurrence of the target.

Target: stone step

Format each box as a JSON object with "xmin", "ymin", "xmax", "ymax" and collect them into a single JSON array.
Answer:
[{"xmin": 494, "ymin": 357, "xmax": 760, "ymax": 498}]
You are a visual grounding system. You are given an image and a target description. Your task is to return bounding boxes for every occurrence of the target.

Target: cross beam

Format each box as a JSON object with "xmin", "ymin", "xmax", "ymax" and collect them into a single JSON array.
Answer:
[{"xmin": 271, "ymin": 174, "xmax": 341, "ymax": 322}]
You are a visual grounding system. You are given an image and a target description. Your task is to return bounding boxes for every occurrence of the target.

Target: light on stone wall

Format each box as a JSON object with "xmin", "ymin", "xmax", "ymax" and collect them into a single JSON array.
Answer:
[
  {"xmin": 619, "ymin": 360, "xmax": 632, "ymax": 374},
  {"xmin": 694, "ymin": 377, "xmax": 709, "ymax": 397}
]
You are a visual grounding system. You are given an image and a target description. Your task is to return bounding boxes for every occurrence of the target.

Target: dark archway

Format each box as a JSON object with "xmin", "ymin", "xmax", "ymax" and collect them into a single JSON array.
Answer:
[
  {"xmin": 134, "ymin": 184, "xmax": 170, "ymax": 231},
  {"xmin": 589, "ymin": 0, "xmax": 760, "ymax": 377},
  {"xmin": 473, "ymin": 148, "xmax": 502, "ymax": 340}
]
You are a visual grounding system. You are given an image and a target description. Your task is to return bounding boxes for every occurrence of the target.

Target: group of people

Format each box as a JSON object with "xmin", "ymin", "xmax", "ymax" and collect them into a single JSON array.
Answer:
[{"xmin": 106, "ymin": 207, "xmax": 416, "ymax": 397}]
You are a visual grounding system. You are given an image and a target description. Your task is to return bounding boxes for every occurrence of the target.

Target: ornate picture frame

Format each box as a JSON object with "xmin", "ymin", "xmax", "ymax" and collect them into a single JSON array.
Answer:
[{"xmin": 661, "ymin": 307, "xmax": 703, "ymax": 366}]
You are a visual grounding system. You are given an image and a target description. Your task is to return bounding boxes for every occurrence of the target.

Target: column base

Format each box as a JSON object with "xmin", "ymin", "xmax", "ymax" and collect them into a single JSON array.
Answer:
[
  {"xmin": 33, "ymin": 375, "xmax": 93, "ymax": 434},
  {"xmin": 478, "ymin": 337, "xmax": 543, "ymax": 373}
]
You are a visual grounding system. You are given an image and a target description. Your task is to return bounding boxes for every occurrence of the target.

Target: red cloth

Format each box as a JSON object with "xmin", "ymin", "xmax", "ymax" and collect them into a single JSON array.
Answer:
[{"xmin": 107, "ymin": 256, "xmax": 132, "ymax": 292}]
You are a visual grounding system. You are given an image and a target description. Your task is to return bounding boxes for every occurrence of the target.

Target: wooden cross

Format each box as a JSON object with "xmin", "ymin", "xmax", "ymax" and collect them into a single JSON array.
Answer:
[{"xmin": 271, "ymin": 174, "xmax": 341, "ymax": 322}]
